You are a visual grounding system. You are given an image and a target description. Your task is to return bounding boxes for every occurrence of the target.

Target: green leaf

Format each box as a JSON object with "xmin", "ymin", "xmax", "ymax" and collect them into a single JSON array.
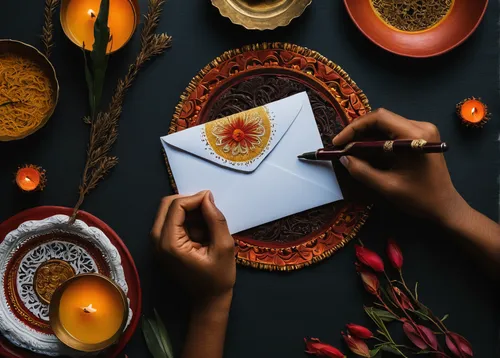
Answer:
[
  {"xmin": 83, "ymin": 0, "xmax": 110, "ymax": 121},
  {"xmin": 142, "ymin": 316, "xmax": 167, "ymax": 358},
  {"xmin": 154, "ymin": 309, "xmax": 174, "ymax": 358},
  {"xmin": 440, "ymin": 314, "xmax": 449, "ymax": 322},
  {"xmin": 82, "ymin": 49, "xmax": 94, "ymax": 118},
  {"xmin": 411, "ymin": 310, "xmax": 430, "ymax": 321},
  {"xmin": 371, "ymin": 308, "xmax": 397, "ymax": 322},
  {"xmin": 370, "ymin": 347, "xmax": 381, "ymax": 357},
  {"xmin": 414, "ymin": 282, "xmax": 419, "ymax": 300},
  {"xmin": 381, "ymin": 344, "xmax": 404, "ymax": 356}
]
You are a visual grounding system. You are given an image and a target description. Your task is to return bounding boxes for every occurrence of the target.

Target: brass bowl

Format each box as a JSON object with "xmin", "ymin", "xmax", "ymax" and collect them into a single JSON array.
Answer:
[
  {"xmin": 0, "ymin": 40, "xmax": 59, "ymax": 141},
  {"xmin": 49, "ymin": 273, "xmax": 129, "ymax": 352},
  {"xmin": 211, "ymin": 0, "xmax": 312, "ymax": 30}
]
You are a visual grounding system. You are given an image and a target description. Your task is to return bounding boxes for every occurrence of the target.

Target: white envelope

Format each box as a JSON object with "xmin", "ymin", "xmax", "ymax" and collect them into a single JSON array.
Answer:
[{"xmin": 161, "ymin": 92, "xmax": 343, "ymax": 234}]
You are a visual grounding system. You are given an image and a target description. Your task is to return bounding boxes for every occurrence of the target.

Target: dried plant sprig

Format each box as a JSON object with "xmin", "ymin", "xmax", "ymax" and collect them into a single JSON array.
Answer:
[
  {"xmin": 41, "ymin": 0, "xmax": 60, "ymax": 58},
  {"xmin": 70, "ymin": 0, "xmax": 172, "ymax": 223}
]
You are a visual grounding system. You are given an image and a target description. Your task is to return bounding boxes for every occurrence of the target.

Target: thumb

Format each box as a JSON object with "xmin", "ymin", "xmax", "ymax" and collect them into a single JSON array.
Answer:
[
  {"xmin": 339, "ymin": 156, "xmax": 391, "ymax": 194},
  {"xmin": 200, "ymin": 191, "xmax": 233, "ymax": 249}
]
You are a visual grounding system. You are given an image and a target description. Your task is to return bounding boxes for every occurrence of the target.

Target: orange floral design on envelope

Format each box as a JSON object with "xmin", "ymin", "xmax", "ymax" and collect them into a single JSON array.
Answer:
[{"xmin": 205, "ymin": 107, "xmax": 271, "ymax": 163}]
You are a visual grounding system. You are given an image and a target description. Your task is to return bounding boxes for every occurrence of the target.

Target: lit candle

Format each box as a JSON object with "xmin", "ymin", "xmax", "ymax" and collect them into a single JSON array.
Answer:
[
  {"xmin": 15, "ymin": 165, "xmax": 46, "ymax": 192},
  {"xmin": 457, "ymin": 97, "xmax": 490, "ymax": 128},
  {"xmin": 60, "ymin": 0, "xmax": 139, "ymax": 53},
  {"xmin": 50, "ymin": 274, "xmax": 128, "ymax": 352}
]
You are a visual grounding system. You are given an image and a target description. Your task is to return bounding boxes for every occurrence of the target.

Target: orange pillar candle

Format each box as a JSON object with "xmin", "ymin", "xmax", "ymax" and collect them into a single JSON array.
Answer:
[
  {"xmin": 50, "ymin": 274, "xmax": 128, "ymax": 352},
  {"xmin": 60, "ymin": 0, "xmax": 139, "ymax": 53},
  {"xmin": 457, "ymin": 97, "xmax": 490, "ymax": 128},
  {"xmin": 15, "ymin": 165, "xmax": 46, "ymax": 192}
]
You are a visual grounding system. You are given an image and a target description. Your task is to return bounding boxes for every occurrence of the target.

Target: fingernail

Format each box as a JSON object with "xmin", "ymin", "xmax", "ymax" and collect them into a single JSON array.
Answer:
[
  {"xmin": 339, "ymin": 156, "xmax": 349, "ymax": 168},
  {"xmin": 208, "ymin": 191, "xmax": 215, "ymax": 204}
]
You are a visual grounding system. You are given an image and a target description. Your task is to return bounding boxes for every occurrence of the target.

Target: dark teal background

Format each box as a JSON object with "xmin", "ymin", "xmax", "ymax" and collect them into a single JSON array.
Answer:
[{"xmin": 1, "ymin": 0, "xmax": 499, "ymax": 357}]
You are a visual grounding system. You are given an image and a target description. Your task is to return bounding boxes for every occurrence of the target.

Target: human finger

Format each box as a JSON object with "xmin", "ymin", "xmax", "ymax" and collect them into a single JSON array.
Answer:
[
  {"xmin": 161, "ymin": 191, "xmax": 209, "ymax": 252},
  {"xmin": 200, "ymin": 191, "xmax": 233, "ymax": 252},
  {"xmin": 151, "ymin": 195, "xmax": 182, "ymax": 243},
  {"xmin": 333, "ymin": 109, "xmax": 418, "ymax": 146},
  {"xmin": 339, "ymin": 156, "xmax": 394, "ymax": 194}
]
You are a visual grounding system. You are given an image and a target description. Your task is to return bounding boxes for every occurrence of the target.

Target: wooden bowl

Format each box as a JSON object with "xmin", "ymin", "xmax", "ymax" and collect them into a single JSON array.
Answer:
[
  {"xmin": 344, "ymin": 0, "xmax": 488, "ymax": 58},
  {"xmin": 0, "ymin": 40, "xmax": 59, "ymax": 141},
  {"xmin": 211, "ymin": 0, "xmax": 312, "ymax": 30}
]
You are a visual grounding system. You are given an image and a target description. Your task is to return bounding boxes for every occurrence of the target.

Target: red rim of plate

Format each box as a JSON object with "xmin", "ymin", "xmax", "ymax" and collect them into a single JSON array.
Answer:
[
  {"xmin": 0, "ymin": 206, "xmax": 141, "ymax": 358},
  {"xmin": 344, "ymin": 0, "xmax": 489, "ymax": 58}
]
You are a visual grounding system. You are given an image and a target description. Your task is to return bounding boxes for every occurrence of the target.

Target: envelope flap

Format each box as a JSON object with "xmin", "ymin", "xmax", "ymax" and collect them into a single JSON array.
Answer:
[{"xmin": 162, "ymin": 92, "xmax": 306, "ymax": 172}]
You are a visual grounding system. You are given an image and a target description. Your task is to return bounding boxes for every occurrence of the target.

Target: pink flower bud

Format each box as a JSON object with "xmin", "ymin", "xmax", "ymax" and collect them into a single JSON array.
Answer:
[
  {"xmin": 403, "ymin": 322, "xmax": 428, "ymax": 350},
  {"xmin": 446, "ymin": 332, "xmax": 473, "ymax": 357},
  {"xmin": 346, "ymin": 324, "xmax": 373, "ymax": 339},
  {"xmin": 304, "ymin": 338, "xmax": 345, "ymax": 358},
  {"xmin": 355, "ymin": 245, "xmax": 385, "ymax": 272},
  {"xmin": 418, "ymin": 325, "xmax": 438, "ymax": 350},
  {"xmin": 356, "ymin": 264, "xmax": 380, "ymax": 296},
  {"xmin": 342, "ymin": 332, "xmax": 370, "ymax": 358},
  {"xmin": 387, "ymin": 239, "xmax": 403, "ymax": 270}
]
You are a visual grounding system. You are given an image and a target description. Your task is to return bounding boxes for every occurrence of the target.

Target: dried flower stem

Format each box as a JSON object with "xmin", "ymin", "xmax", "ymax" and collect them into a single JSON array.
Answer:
[
  {"xmin": 41, "ymin": 0, "xmax": 60, "ymax": 58},
  {"xmin": 69, "ymin": 0, "xmax": 172, "ymax": 223}
]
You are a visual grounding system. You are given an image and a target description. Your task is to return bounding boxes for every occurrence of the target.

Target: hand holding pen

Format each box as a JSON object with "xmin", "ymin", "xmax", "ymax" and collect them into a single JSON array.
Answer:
[{"xmin": 308, "ymin": 109, "xmax": 463, "ymax": 222}]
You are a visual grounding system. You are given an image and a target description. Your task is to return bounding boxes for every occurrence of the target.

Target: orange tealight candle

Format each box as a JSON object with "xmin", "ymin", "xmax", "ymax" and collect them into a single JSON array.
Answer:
[
  {"xmin": 15, "ymin": 165, "xmax": 46, "ymax": 192},
  {"xmin": 50, "ymin": 274, "xmax": 128, "ymax": 352},
  {"xmin": 457, "ymin": 97, "xmax": 490, "ymax": 128},
  {"xmin": 60, "ymin": 0, "xmax": 140, "ymax": 53}
]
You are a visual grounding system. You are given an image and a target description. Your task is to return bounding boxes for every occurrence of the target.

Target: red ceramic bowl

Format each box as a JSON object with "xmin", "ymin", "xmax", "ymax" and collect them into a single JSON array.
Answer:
[{"xmin": 344, "ymin": 0, "xmax": 489, "ymax": 58}]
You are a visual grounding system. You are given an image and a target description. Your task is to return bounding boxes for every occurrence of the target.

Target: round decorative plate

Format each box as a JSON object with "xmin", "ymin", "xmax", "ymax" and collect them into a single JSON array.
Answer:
[
  {"xmin": 211, "ymin": 0, "xmax": 312, "ymax": 30},
  {"xmin": 168, "ymin": 43, "xmax": 371, "ymax": 271},
  {"xmin": 0, "ymin": 206, "xmax": 141, "ymax": 358},
  {"xmin": 344, "ymin": 0, "xmax": 488, "ymax": 58}
]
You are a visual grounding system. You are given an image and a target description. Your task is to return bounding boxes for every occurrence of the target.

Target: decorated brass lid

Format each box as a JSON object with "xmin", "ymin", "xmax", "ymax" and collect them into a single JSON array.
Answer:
[
  {"xmin": 211, "ymin": 0, "xmax": 312, "ymax": 30},
  {"xmin": 34, "ymin": 259, "xmax": 76, "ymax": 304}
]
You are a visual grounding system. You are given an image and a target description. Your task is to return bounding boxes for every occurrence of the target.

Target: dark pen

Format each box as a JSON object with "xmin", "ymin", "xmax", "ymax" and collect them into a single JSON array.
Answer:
[{"xmin": 298, "ymin": 139, "xmax": 449, "ymax": 160}]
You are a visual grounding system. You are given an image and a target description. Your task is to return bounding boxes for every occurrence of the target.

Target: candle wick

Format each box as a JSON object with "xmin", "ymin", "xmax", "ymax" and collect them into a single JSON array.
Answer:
[
  {"xmin": 82, "ymin": 304, "xmax": 97, "ymax": 313},
  {"xmin": 88, "ymin": 9, "xmax": 96, "ymax": 18}
]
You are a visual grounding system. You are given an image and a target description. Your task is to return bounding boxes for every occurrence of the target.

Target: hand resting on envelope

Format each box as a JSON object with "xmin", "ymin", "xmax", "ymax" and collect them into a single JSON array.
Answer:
[{"xmin": 151, "ymin": 190, "xmax": 235, "ymax": 358}]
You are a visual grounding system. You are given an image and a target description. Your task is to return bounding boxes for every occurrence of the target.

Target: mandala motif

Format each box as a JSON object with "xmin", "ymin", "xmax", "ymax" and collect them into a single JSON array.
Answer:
[
  {"xmin": 205, "ymin": 107, "xmax": 271, "ymax": 162},
  {"xmin": 371, "ymin": 0, "xmax": 454, "ymax": 32}
]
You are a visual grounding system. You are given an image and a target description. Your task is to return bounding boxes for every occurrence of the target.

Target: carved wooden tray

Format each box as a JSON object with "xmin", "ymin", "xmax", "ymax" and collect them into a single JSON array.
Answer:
[
  {"xmin": 168, "ymin": 43, "xmax": 372, "ymax": 271},
  {"xmin": 0, "ymin": 206, "xmax": 141, "ymax": 358}
]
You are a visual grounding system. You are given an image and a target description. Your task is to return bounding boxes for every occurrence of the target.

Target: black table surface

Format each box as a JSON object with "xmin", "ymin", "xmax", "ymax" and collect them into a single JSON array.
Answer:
[{"xmin": 1, "ymin": 1, "xmax": 499, "ymax": 357}]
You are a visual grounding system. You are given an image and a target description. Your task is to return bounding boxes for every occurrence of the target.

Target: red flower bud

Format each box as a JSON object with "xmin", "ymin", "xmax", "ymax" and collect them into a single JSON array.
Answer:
[
  {"xmin": 391, "ymin": 287, "xmax": 414, "ymax": 310},
  {"xmin": 346, "ymin": 324, "xmax": 373, "ymax": 339},
  {"xmin": 355, "ymin": 245, "xmax": 385, "ymax": 272},
  {"xmin": 387, "ymin": 239, "xmax": 403, "ymax": 270},
  {"xmin": 357, "ymin": 265, "xmax": 380, "ymax": 295},
  {"xmin": 304, "ymin": 338, "xmax": 345, "ymax": 358},
  {"xmin": 446, "ymin": 332, "xmax": 473, "ymax": 357},
  {"xmin": 342, "ymin": 332, "xmax": 370, "ymax": 358}
]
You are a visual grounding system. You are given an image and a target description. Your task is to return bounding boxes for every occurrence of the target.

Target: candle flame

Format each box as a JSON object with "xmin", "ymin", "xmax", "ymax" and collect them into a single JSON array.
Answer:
[
  {"xmin": 88, "ymin": 9, "xmax": 96, "ymax": 18},
  {"xmin": 82, "ymin": 304, "xmax": 97, "ymax": 314},
  {"xmin": 24, "ymin": 177, "xmax": 31, "ymax": 182}
]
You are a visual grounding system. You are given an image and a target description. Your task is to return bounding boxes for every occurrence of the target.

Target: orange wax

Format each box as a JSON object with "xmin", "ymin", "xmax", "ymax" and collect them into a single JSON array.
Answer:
[
  {"xmin": 63, "ymin": 0, "xmax": 137, "ymax": 53},
  {"xmin": 16, "ymin": 167, "xmax": 41, "ymax": 191},
  {"xmin": 59, "ymin": 275, "xmax": 125, "ymax": 345},
  {"xmin": 460, "ymin": 99, "xmax": 486, "ymax": 124}
]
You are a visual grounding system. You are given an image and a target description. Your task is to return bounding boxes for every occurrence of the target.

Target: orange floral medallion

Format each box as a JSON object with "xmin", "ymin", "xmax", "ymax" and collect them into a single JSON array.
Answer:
[{"xmin": 205, "ymin": 107, "xmax": 272, "ymax": 163}]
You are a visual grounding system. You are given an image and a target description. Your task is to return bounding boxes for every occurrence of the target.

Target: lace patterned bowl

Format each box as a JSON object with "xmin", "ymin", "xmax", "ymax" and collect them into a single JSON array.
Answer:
[{"xmin": 0, "ymin": 207, "xmax": 141, "ymax": 358}]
